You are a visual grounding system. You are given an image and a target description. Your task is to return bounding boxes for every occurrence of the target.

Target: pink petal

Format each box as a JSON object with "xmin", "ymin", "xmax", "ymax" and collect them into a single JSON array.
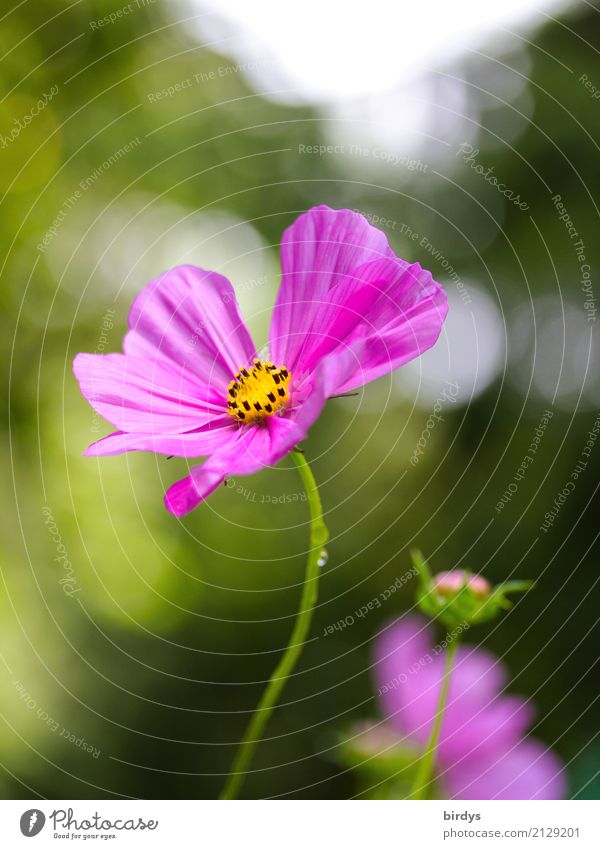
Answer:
[
  {"xmin": 164, "ymin": 463, "xmax": 227, "ymax": 517},
  {"xmin": 270, "ymin": 206, "xmax": 393, "ymax": 371},
  {"xmin": 73, "ymin": 352, "xmax": 225, "ymax": 434},
  {"xmin": 124, "ymin": 265, "xmax": 256, "ymax": 388},
  {"xmin": 374, "ymin": 617, "xmax": 508, "ymax": 748},
  {"xmin": 440, "ymin": 694, "xmax": 534, "ymax": 764},
  {"xmin": 163, "ymin": 420, "xmax": 295, "ymax": 517},
  {"xmin": 279, "ymin": 259, "xmax": 408, "ymax": 373},
  {"xmin": 444, "ymin": 739, "xmax": 567, "ymax": 800},
  {"xmin": 374, "ymin": 615, "xmax": 436, "ymax": 736},
  {"xmin": 374, "ymin": 616, "xmax": 565, "ymax": 801},
  {"xmin": 442, "ymin": 644, "xmax": 509, "ymax": 718},
  {"xmin": 84, "ymin": 418, "xmax": 235, "ymax": 457},
  {"xmin": 331, "ymin": 260, "xmax": 448, "ymax": 393}
]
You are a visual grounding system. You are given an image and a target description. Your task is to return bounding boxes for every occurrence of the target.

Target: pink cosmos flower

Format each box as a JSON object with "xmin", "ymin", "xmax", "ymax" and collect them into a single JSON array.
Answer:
[
  {"xmin": 73, "ymin": 206, "xmax": 447, "ymax": 516},
  {"xmin": 374, "ymin": 615, "xmax": 566, "ymax": 799}
]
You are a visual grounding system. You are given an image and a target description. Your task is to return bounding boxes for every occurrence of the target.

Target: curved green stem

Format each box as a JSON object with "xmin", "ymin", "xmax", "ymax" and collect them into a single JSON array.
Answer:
[
  {"xmin": 411, "ymin": 635, "xmax": 459, "ymax": 800},
  {"xmin": 220, "ymin": 450, "xmax": 328, "ymax": 800}
]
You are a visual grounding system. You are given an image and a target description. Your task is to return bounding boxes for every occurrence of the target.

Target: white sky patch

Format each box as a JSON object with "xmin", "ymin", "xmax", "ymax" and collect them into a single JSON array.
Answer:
[{"xmin": 189, "ymin": 0, "xmax": 571, "ymax": 103}]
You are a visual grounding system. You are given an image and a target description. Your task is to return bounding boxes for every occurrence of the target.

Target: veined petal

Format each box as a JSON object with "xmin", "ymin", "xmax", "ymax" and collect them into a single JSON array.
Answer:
[
  {"xmin": 269, "ymin": 208, "xmax": 447, "ymax": 394},
  {"xmin": 84, "ymin": 417, "xmax": 235, "ymax": 457},
  {"xmin": 124, "ymin": 264, "xmax": 256, "ymax": 387},
  {"xmin": 280, "ymin": 258, "xmax": 409, "ymax": 372},
  {"xmin": 270, "ymin": 206, "xmax": 393, "ymax": 371},
  {"xmin": 163, "ymin": 422, "xmax": 293, "ymax": 518},
  {"xmin": 334, "ymin": 270, "xmax": 448, "ymax": 393},
  {"xmin": 284, "ymin": 257, "xmax": 447, "ymax": 386},
  {"xmin": 164, "ymin": 463, "xmax": 227, "ymax": 517},
  {"xmin": 73, "ymin": 352, "xmax": 225, "ymax": 433}
]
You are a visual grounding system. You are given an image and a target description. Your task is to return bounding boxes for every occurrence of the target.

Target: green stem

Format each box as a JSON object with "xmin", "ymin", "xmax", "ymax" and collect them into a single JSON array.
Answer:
[
  {"xmin": 411, "ymin": 635, "xmax": 459, "ymax": 800},
  {"xmin": 220, "ymin": 450, "xmax": 328, "ymax": 800}
]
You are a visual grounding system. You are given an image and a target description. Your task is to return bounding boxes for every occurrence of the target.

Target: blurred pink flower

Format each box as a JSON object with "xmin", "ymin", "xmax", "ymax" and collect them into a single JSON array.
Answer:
[
  {"xmin": 74, "ymin": 206, "xmax": 447, "ymax": 516},
  {"xmin": 374, "ymin": 615, "xmax": 566, "ymax": 799}
]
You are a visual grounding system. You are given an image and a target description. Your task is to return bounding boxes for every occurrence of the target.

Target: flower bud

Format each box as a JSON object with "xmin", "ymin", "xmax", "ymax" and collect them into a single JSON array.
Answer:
[
  {"xmin": 410, "ymin": 550, "xmax": 533, "ymax": 628},
  {"xmin": 432, "ymin": 570, "xmax": 491, "ymax": 599}
]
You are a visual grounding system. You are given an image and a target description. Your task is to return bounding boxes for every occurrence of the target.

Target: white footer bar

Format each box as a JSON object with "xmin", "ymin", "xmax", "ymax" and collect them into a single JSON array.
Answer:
[{"xmin": 0, "ymin": 800, "xmax": 598, "ymax": 847}]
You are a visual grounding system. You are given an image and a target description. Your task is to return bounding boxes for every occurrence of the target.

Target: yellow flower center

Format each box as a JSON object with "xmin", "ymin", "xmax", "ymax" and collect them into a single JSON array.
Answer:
[{"xmin": 227, "ymin": 359, "xmax": 291, "ymax": 423}]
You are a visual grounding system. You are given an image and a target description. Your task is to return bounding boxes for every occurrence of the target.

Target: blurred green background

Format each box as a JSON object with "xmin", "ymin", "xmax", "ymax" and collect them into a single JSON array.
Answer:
[{"xmin": 1, "ymin": 0, "xmax": 599, "ymax": 799}]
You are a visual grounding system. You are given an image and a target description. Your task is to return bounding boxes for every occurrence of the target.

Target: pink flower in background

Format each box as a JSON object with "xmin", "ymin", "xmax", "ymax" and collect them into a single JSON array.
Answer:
[
  {"xmin": 374, "ymin": 615, "xmax": 566, "ymax": 799},
  {"xmin": 73, "ymin": 206, "xmax": 447, "ymax": 516}
]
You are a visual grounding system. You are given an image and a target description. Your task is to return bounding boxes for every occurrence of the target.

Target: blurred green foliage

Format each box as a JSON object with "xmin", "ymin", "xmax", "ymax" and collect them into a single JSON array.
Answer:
[{"xmin": 1, "ymin": 0, "xmax": 599, "ymax": 799}]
